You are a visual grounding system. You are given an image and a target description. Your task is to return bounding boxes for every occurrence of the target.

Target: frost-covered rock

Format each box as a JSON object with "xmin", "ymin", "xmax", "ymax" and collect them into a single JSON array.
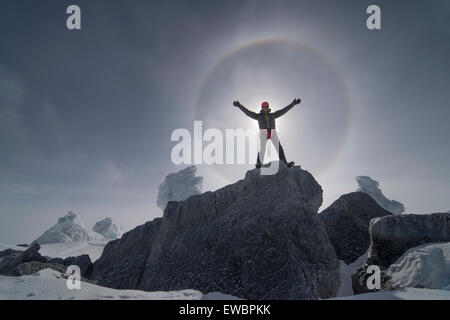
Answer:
[
  {"xmin": 33, "ymin": 211, "xmax": 91, "ymax": 245},
  {"xmin": 93, "ymin": 217, "xmax": 122, "ymax": 239},
  {"xmin": 32, "ymin": 211, "xmax": 109, "ymax": 246},
  {"xmin": 157, "ymin": 166, "xmax": 203, "ymax": 210},
  {"xmin": 386, "ymin": 242, "xmax": 450, "ymax": 290},
  {"xmin": 367, "ymin": 212, "xmax": 450, "ymax": 268},
  {"xmin": 319, "ymin": 192, "xmax": 392, "ymax": 264},
  {"xmin": 352, "ymin": 212, "xmax": 450, "ymax": 294},
  {"xmin": 92, "ymin": 162, "xmax": 340, "ymax": 300},
  {"xmin": 356, "ymin": 176, "xmax": 405, "ymax": 214}
]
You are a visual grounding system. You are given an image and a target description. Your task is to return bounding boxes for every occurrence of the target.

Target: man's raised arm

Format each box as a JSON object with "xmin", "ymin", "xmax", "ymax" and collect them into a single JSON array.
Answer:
[
  {"xmin": 233, "ymin": 100, "xmax": 258, "ymax": 120},
  {"xmin": 273, "ymin": 98, "xmax": 301, "ymax": 118}
]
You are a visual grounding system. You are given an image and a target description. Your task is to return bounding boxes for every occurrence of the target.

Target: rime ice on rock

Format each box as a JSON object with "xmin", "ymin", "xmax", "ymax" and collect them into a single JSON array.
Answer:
[{"xmin": 157, "ymin": 166, "xmax": 203, "ymax": 210}]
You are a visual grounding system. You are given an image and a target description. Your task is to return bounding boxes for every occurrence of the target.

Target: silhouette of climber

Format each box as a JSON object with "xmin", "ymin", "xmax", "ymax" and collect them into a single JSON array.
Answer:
[{"xmin": 233, "ymin": 98, "xmax": 301, "ymax": 168}]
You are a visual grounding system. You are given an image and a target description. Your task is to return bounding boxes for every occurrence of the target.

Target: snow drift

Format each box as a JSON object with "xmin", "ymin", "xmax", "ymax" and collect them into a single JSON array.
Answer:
[{"xmin": 386, "ymin": 242, "xmax": 450, "ymax": 290}]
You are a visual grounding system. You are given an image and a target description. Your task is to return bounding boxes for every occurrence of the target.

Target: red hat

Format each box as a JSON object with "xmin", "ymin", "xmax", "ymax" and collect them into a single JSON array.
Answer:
[{"xmin": 261, "ymin": 101, "xmax": 269, "ymax": 108}]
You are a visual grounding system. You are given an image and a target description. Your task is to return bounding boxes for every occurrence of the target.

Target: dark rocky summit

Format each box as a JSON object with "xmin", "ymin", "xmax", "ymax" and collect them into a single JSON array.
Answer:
[
  {"xmin": 319, "ymin": 192, "xmax": 392, "ymax": 264},
  {"xmin": 91, "ymin": 162, "xmax": 341, "ymax": 300}
]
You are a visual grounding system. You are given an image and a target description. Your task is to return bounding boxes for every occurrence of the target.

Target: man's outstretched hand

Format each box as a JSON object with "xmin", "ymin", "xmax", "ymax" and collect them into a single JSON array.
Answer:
[
  {"xmin": 233, "ymin": 100, "xmax": 241, "ymax": 108},
  {"xmin": 292, "ymin": 98, "xmax": 301, "ymax": 105}
]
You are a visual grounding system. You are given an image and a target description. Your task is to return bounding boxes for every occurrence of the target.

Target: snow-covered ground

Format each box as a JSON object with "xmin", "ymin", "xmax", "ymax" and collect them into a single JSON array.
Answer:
[
  {"xmin": 38, "ymin": 242, "xmax": 106, "ymax": 262},
  {"xmin": 0, "ymin": 244, "xmax": 27, "ymax": 252},
  {"xmin": 0, "ymin": 242, "xmax": 106, "ymax": 262},
  {"xmin": 0, "ymin": 268, "xmax": 239, "ymax": 300},
  {"xmin": 337, "ymin": 252, "xmax": 367, "ymax": 297},
  {"xmin": 332, "ymin": 287, "xmax": 450, "ymax": 300}
]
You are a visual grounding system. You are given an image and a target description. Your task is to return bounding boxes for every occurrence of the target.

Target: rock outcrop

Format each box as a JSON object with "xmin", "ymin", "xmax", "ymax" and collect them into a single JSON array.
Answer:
[
  {"xmin": 0, "ymin": 243, "xmax": 93, "ymax": 277},
  {"xmin": 48, "ymin": 254, "xmax": 93, "ymax": 277},
  {"xmin": 367, "ymin": 212, "xmax": 450, "ymax": 268},
  {"xmin": 92, "ymin": 162, "xmax": 340, "ymax": 300},
  {"xmin": 352, "ymin": 212, "xmax": 450, "ymax": 294},
  {"xmin": 93, "ymin": 217, "xmax": 122, "ymax": 239},
  {"xmin": 319, "ymin": 192, "xmax": 392, "ymax": 264}
]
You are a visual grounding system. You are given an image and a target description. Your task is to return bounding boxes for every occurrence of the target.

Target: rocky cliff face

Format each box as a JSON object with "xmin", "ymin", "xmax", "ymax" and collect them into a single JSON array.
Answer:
[
  {"xmin": 91, "ymin": 163, "xmax": 341, "ymax": 300},
  {"xmin": 319, "ymin": 192, "xmax": 392, "ymax": 264}
]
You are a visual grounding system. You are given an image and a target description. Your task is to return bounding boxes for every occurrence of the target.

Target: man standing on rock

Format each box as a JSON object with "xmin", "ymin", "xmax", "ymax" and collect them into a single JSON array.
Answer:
[{"xmin": 233, "ymin": 99, "xmax": 301, "ymax": 168}]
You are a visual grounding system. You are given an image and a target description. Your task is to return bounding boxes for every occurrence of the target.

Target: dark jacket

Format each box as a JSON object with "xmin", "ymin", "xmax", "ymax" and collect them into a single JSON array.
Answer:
[{"xmin": 237, "ymin": 102, "xmax": 295, "ymax": 129}]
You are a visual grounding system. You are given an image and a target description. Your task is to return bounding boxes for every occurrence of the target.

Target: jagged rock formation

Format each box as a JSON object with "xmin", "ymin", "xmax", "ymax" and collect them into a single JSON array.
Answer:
[
  {"xmin": 93, "ymin": 217, "xmax": 122, "ymax": 239},
  {"xmin": 319, "ymin": 192, "xmax": 392, "ymax": 264},
  {"xmin": 157, "ymin": 165, "xmax": 203, "ymax": 210},
  {"xmin": 356, "ymin": 176, "xmax": 405, "ymax": 214},
  {"xmin": 92, "ymin": 162, "xmax": 340, "ymax": 300}
]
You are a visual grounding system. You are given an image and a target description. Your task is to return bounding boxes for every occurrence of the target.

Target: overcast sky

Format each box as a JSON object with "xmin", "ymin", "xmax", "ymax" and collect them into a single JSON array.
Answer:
[{"xmin": 1, "ymin": 0, "xmax": 449, "ymax": 244}]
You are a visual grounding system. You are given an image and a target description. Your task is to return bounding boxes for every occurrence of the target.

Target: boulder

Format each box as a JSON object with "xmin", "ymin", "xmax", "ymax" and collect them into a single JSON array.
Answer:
[
  {"xmin": 11, "ymin": 261, "xmax": 67, "ymax": 276},
  {"xmin": 352, "ymin": 212, "xmax": 450, "ymax": 294},
  {"xmin": 48, "ymin": 254, "xmax": 93, "ymax": 277},
  {"xmin": 367, "ymin": 212, "xmax": 450, "ymax": 268},
  {"xmin": 0, "ymin": 244, "xmax": 46, "ymax": 275},
  {"xmin": 319, "ymin": 192, "xmax": 392, "ymax": 264},
  {"xmin": 92, "ymin": 162, "xmax": 340, "ymax": 300},
  {"xmin": 385, "ymin": 242, "xmax": 450, "ymax": 290}
]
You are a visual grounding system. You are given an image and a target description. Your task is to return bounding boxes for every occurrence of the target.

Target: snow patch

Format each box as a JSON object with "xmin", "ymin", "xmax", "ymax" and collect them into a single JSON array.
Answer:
[
  {"xmin": 386, "ymin": 242, "xmax": 450, "ymax": 290},
  {"xmin": 0, "ymin": 268, "xmax": 239, "ymax": 300},
  {"xmin": 332, "ymin": 287, "xmax": 450, "ymax": 300},
  {"xmin": 337, "ymin": 251, "xmax": 368, "ymax": 297}
]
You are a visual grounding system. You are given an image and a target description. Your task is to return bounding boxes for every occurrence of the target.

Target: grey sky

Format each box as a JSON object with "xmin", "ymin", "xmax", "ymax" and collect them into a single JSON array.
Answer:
[{"xmin": 0, "ymin": 0, "xmax": 449, "ymax": 244}]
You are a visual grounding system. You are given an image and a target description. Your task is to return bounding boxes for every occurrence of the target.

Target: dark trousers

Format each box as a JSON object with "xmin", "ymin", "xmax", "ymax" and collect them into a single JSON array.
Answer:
[{"xmin": 256, "ymin": 129, "xmax": 288, "ymax": 165}]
